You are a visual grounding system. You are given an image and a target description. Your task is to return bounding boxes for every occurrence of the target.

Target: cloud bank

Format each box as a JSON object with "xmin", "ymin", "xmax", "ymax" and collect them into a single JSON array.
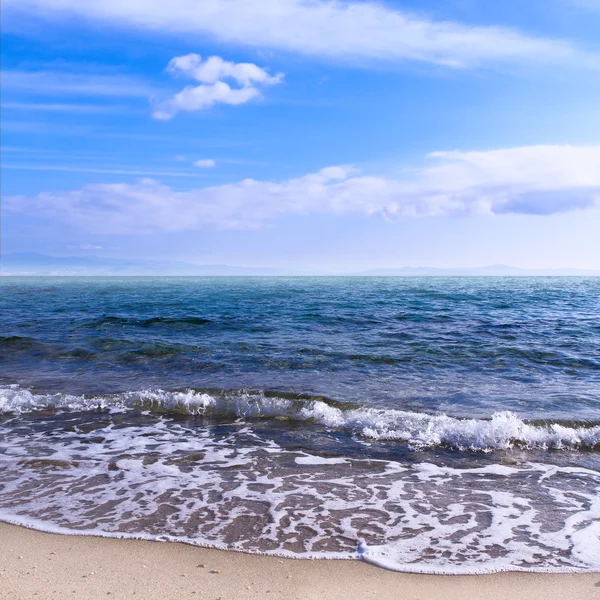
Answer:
[
  {"xmin": 3, "ymin": 0, "xmax": 590, "ymax": 69},
  {"xmin": 5, "ymin": 146, "xmax": 600, "ymax": 234}
]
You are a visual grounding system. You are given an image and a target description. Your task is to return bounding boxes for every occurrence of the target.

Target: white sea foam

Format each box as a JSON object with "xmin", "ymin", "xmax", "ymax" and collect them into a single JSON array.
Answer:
[
  {"xmin": 1, "ymin": 385, "xmax": 598, "ymax": 451},
  {"xmin": 0, "ymin": 412, "xmax": 599, "ymax": 574},
  {"xmin": 295, "ymin": 455, "xmax": 349, "ymax": 465}
]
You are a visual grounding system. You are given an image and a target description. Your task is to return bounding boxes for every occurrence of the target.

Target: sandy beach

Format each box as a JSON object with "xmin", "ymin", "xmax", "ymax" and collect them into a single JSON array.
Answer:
[{"xmin": 0, "ymin": 523, "xmax": 597, "ymax": 600}]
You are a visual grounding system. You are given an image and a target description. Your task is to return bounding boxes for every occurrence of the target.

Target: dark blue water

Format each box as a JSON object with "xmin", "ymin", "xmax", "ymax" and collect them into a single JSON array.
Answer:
[
  {"xmin": 1, "ymin": 277, "xmax": 599, "ymax": 573},
  {"xmin": 2, "ymin": 276, "xmax": 599, "ymax": 420}
]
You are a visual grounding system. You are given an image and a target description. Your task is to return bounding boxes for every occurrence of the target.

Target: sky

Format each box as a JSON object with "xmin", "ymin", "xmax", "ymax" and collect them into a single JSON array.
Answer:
[{"xmin": 2, "ymin": 0, "xmax": 600, "ymax": 272}]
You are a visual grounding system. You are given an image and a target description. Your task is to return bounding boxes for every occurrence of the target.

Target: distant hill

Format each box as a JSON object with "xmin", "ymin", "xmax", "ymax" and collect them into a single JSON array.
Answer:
[
  {"xmin": 352, "ymin": 264, "xmax": 600, "ymax": 276},
  {"xmin": 1, "ymin": 253, "xmax": 599, "ymax": 276}
]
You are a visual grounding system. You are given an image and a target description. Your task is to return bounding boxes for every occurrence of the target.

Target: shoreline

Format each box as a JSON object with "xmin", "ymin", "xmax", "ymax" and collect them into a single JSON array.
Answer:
[{"xmin": 1, "ymin": 523, "xmax": 598, "ymax": 600}]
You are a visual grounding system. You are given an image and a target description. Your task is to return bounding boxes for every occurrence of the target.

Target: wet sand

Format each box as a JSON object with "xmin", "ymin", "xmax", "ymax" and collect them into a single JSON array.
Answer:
[{"xmin": 1, "ymin": 523, "xmax": 598, "ymax": 600}]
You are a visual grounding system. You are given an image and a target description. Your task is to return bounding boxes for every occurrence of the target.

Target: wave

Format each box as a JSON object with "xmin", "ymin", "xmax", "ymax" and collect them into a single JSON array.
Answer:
[
  {"xmin": 1, "ymin": 385, "xmax": 598, "ymax": 451},
  {"xmin": 84, "ymin": 315, "xmax": 212, "ymax": 328}
]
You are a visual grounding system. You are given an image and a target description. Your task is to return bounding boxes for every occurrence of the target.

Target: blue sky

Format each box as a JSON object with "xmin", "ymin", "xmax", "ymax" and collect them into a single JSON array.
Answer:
[{"xmin": 2, "ymin": 0, "xmax": 600, "ymax": 271}]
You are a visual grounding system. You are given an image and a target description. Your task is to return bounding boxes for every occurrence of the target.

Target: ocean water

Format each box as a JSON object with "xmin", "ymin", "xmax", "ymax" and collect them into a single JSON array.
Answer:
[{"xmin": 0, "ymin": 276, "xmax": 599, "ymax": 573}]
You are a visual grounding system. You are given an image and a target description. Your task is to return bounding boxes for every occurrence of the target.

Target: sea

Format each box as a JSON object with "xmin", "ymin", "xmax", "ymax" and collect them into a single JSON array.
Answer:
[{"xmin": 0, "ymin": 277, "xmax": 599, "ymax": 574}]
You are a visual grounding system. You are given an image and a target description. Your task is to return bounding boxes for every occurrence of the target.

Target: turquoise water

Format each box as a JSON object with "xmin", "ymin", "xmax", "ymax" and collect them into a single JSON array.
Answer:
[{"xmin": 1, "ymin": 277, "xmax": 599, "ymax": 573}]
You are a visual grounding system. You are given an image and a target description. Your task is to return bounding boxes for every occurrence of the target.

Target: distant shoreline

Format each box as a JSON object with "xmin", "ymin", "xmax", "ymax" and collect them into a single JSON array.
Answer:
[{"xmin": 2, "ymin": 253, "xmax": 600, "ymax": 277}]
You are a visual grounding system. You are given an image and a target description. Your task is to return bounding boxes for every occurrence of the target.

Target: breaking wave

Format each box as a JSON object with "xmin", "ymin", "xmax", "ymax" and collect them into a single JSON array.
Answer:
[{"xmin": 2, "ymin": 385, "xmax": 598, "ymax": 452}]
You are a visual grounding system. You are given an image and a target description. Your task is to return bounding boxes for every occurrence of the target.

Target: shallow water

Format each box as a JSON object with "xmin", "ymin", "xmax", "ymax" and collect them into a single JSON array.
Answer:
[{"xmin": 1, "ymin": 277, "xmax": 599, "ymax": 573}]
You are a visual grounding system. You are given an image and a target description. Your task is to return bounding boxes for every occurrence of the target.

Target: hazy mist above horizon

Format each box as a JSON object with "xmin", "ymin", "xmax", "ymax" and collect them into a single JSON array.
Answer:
[
  {"xmin": 2, "ymin": 252, "xmax": 600, "ymax": 277},
  {"xmin": 2, "ymin": 0, "xmax": 599, "ymax": 270}
]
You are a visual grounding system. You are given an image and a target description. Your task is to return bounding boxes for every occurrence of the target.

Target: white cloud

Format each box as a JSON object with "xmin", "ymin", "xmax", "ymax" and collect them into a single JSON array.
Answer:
[
  {"xmin": 6, "ymin": 146, "xmax": 600, "ymax": 234},
  {"xmin": 168, "ymin": 54, "xmax": 283, "ymax": 87},
  {"xmin": 3, "ymin": 0, "xmax": 591, "ymax": 70},
  {"xmin": 67, "ymin": 244, "xmax": 104, "ymax": 250},
  {"xmin": 193, "ymin": 159, "xmax": 216, "ymax": 168},
  {"xmin": 153, "ymin": 83, "xmax": 259, "ymax": 119},
  {"xmin": 154, "ymin": 54, "xmax": 283, "ymax": 119}
]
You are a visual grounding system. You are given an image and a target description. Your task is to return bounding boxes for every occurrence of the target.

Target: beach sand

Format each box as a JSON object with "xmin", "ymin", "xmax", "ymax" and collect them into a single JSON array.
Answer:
[{"xmin": 1, "ymin": 523, "xmax": 598, "ymax": 600}]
